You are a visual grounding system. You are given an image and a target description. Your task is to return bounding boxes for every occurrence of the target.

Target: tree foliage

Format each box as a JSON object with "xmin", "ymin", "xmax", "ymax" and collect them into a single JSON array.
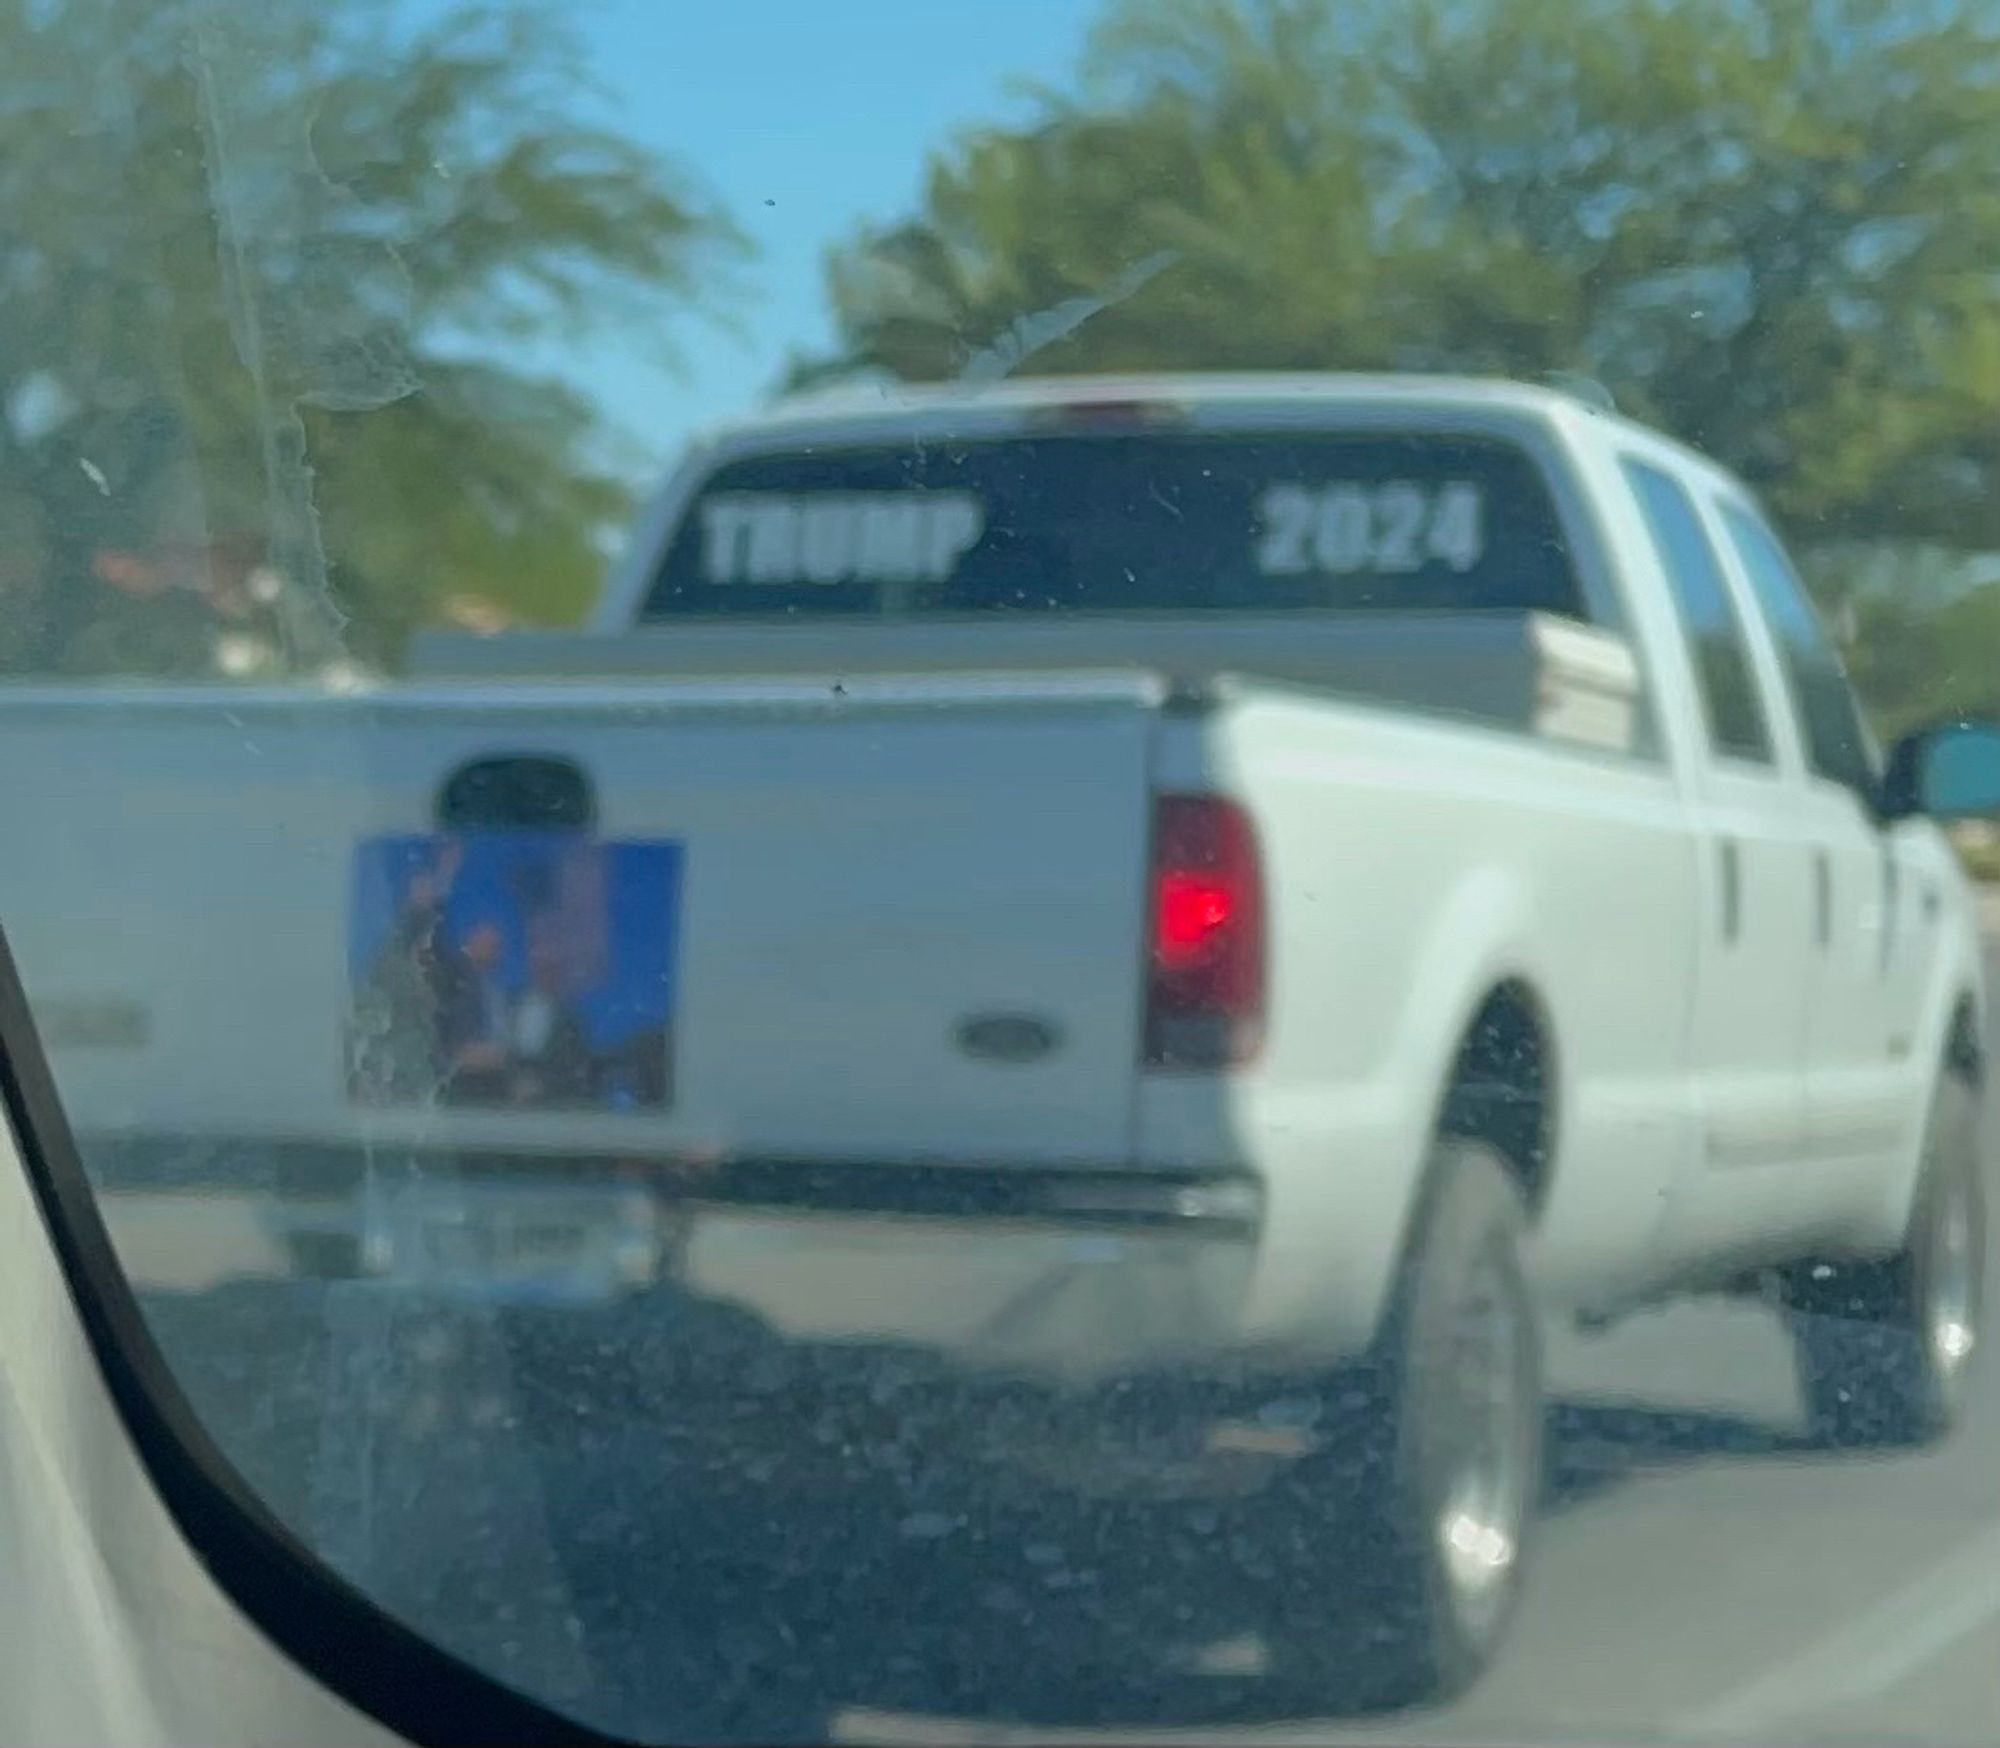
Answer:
[
  {"xmin": 0, "ymin": 0, "xmax": 740, "ymax": 675},
  {"xmin": 812, "ymin": 0, "xmax": 2000, "ymax": 719}
]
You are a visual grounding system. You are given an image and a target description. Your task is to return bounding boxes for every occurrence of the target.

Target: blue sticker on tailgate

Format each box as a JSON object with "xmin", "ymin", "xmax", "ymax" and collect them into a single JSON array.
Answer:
[{"xmin": 345, "ymin": 832, "xmax": 682, "ymax": 1111}]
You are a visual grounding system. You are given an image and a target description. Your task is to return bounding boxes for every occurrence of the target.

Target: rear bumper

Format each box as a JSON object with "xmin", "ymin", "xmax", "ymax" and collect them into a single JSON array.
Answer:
[
  {"xmin": 84, "ymin": 1138, "xmax": 1318, "ymax": 1384},
  {"xmin": 676, "ymin": 1158, "xmax": 1262, "ymax": 1230},
  {"xmin": 674, "ymin": 1163, "xmax": 1267, "ymax": 1384}
]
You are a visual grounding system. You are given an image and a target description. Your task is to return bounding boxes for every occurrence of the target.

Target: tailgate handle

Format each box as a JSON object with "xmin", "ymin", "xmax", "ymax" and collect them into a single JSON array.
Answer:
[{"xmin": 437, "ymin": 755, "xmax": 595, "ymax": 831}]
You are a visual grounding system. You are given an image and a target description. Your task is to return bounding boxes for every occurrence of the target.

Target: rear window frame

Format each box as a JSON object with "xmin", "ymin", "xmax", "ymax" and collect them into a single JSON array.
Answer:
[
  {"xmin": 600, "ymin": 397, "xmax": 1639, "ymax": 643},
  {"xmin": 641, "ymin": 428, "xmax": 1583, "ymax": 625}
]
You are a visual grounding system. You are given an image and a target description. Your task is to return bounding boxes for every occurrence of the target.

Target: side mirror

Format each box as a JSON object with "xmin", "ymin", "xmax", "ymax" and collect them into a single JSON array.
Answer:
[{"xmin": 1884, "ymin": 718, "xmax": 2000, "ymax": 821}]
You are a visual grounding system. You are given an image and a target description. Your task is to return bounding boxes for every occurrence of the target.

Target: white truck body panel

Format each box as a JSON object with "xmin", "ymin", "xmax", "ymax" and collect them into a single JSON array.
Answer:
[
  {"xmin": 5, "ymin": 676, "xmax": 1160, "ymax": 1166},
  {"xmin": 416, "ymin": 611, "xmax": 1641, "ymax": 753}
]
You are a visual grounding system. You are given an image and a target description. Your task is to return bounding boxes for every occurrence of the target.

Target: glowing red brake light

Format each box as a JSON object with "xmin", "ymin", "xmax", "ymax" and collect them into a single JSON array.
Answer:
[
  {"xmin": 1156, "ymin": 872, "xmax": 1236, "ymax": 968},
  {"xmin": 1145, "ymin": 795, "xmax": 1265, "ymax": 1069}
]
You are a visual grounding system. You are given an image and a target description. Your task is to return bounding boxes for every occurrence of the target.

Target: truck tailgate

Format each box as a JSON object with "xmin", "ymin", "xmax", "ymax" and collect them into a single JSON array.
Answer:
[{"xmin": 0, "ymin": 676, "xmax": 1161, "ymax": 1167}]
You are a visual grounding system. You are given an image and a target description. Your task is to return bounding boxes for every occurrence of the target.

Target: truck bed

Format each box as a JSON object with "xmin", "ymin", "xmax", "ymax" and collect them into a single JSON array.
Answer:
[{"xmin": 412, "ymin": 610, "xmax": 1640, "ymax": 753}]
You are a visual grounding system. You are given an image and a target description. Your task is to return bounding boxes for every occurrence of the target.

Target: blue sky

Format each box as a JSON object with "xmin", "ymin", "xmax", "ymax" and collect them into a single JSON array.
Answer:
[{"xmin": 542, "ymin": 0, "xmax": 1099, "ymax": 476}]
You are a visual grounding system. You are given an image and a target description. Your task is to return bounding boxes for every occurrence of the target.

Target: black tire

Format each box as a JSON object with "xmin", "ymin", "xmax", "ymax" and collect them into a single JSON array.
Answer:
[
  {"xmin": 1254, "ymin": 1139, "xmax": 1543, "ymax": 1710},
  {"xmin": 1787, "ymin": 1072, "xmax": 1985, "ymax": 1450}
]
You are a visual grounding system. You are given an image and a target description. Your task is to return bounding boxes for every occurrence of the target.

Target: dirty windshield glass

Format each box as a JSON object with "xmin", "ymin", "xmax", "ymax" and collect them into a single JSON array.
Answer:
[{"xmin": 4, "ymin": 1, "xmax": 2000, "ymax": 1745}]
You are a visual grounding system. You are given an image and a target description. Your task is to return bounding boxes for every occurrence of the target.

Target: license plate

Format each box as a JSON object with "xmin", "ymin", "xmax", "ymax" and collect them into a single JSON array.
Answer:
[{"xmin": 369, "ymin": 1183, "xmax": 663, "ymax": 1305}]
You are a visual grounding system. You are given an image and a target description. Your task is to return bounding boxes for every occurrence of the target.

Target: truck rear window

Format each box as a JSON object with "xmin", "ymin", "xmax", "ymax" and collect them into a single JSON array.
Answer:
[{"xmin": 642, "ymin": 431, "xmax": 1583, "ymax": 621}]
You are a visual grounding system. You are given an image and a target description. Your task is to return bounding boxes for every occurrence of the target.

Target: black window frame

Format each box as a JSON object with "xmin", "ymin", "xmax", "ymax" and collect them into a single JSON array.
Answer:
[
  {"xmin": 0, "ymin": 924, "xmax": 652, "ymax": 1748},
  {"xmin": 1621, "ymin": 457, "xmax": 1776, "ymax": 767}
]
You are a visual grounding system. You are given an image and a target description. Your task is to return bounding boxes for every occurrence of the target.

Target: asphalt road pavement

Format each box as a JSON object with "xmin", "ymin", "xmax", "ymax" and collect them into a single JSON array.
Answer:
[{"xmin": 104, "ymin": 989, "xmax": 2000, "ymax": 1747}]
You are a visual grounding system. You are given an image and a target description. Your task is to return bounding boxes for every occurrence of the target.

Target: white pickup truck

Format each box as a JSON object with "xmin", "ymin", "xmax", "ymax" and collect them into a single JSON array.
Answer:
[{"xmin": 4, "ymin": 373, "xmax": 1997, "ymax": 1699}]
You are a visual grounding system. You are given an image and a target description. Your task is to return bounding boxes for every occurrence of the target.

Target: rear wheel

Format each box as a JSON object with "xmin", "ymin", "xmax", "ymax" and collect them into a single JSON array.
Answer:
[
  {"xmin": 1787, "ymin": 1072, "xmax": 1985, "ymax": 1449},
  {"xmin": 1253, "ymin": 1139, "xmax": 1542, "ymax": 1708}
]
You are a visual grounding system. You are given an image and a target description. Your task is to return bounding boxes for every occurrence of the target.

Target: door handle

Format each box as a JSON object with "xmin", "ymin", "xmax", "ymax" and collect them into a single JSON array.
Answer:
[
  {"xmin": 1813, "ymin": 848, "xmax": 1831, "ymax": 950},
  {"xmin": 1719, "ymin": 837, "xmax": 1740, "ymax": 944}
]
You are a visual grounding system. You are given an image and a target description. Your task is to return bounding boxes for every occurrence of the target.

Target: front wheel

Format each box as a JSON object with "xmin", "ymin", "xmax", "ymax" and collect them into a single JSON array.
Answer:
[
  {"xmin": 1787, "ymin": 1072, "xmax": 1985, "ymax": 1449},
  {"xmin": 1253, "ymin": 1138, "xmax": 1543, "ymax": 1708}
]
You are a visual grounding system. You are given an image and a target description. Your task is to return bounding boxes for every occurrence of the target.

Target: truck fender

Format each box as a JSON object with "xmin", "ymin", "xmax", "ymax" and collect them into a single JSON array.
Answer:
[
  {"xmin": 1875, "ymin": 931, "xmax": 1987, "ymax": 1247},
  {"xmin": 1376, "ymin": 866, "xmax": 1551, "ymax": 1279}
]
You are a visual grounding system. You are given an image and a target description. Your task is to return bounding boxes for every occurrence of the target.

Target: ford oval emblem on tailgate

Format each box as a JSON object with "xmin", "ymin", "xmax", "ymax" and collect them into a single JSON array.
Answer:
[{"xmin": 955, "ymin": 1013, "xmax": 1062, "ymax": 1064}]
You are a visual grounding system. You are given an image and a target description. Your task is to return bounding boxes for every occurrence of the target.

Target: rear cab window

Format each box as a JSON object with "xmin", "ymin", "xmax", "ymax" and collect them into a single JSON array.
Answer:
[{"xmin": 641, "ymin": 429, "xmax": 1588, "ymax": 623}]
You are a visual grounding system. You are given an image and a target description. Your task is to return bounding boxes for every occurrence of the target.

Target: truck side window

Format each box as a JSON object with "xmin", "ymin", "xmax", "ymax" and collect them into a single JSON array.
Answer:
[
  {"xmin": 1718, "ymin": 503, "xmax": 1881, "ymax": 804},
  {"xmin": 1621, "ymin": 459, "xmax": 1773, "ymax": 764}
]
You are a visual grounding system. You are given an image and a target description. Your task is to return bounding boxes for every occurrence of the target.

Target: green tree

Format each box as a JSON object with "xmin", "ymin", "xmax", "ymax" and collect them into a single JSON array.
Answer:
[
  {"xmin": 0, "ymin": 0, "xmax": 741, "ymax": 675},
  {"xmin": 811, "ymin": 0, "xmax": 2000, "ymax": 692}
]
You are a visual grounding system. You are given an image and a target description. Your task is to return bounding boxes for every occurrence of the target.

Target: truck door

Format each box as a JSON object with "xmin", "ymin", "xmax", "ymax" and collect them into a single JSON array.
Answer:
[
  {"xmin": 1714, "ymin": 502, "xmax": 1922, "ymax": 1173},
  {"xmin": 1622, "ymin": 461, "xmax": 1812, "ymax": 1186}
]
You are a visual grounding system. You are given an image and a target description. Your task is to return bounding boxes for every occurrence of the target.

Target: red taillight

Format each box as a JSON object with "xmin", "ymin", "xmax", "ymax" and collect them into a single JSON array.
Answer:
[
  {"xmin": 1145, "ymin": 795, "xmax": 1265, "ymax": 1069},
  {"xmin": 1156, "ymin": 871, "xmax": 1237, "ymax": 967}
]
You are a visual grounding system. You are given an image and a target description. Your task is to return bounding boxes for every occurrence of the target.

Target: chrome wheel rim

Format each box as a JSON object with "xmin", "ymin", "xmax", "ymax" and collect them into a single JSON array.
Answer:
[
  {"xmin": 1927, "ymin": 1164, "xmax": 1980, "ymax": 1389},
  {"xmin": 1434, "ymin": 1244, "xmax": 1529, "ymax": 1641}
]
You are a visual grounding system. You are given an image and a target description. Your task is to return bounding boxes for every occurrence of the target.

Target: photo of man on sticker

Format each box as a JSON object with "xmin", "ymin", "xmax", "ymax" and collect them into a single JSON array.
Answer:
[{"xmin": 345, "ymin": 831, "xmax": 680, "ymax": 1111}]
